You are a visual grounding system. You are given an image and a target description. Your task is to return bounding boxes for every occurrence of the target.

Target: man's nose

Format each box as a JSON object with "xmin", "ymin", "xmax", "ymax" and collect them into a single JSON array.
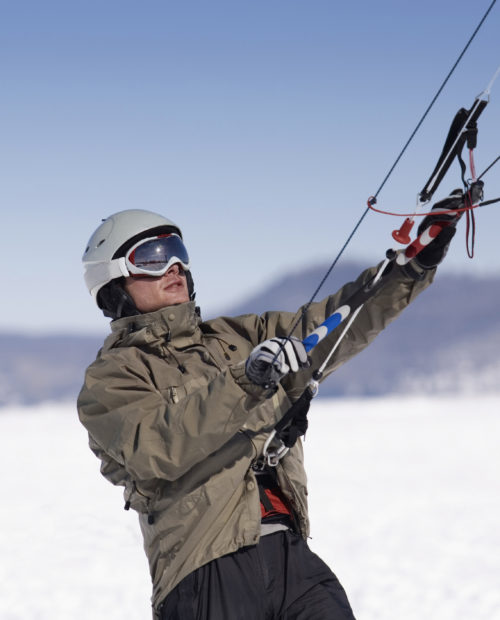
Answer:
[{"xmin": 166, "ymin": 263, "xmax": 180, "ymax": 275}]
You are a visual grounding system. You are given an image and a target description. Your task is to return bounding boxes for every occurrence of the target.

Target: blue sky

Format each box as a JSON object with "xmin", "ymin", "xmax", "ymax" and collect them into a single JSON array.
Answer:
[{"xmin": 2, "ymin": 0, "xmax": 500, "ymax": 334}]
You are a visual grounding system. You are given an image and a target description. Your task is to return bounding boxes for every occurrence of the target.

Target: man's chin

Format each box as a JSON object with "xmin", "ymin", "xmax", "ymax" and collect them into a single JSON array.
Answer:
[{"xmin": 161, "ymin": 294, "xmax": 190, "ymax": 307}]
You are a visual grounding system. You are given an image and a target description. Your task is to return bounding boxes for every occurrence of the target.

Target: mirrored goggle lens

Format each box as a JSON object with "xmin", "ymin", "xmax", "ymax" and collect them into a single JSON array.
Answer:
[{"xmin": 127, "ymin": 234, "xmax": 190, "ymax": 274}]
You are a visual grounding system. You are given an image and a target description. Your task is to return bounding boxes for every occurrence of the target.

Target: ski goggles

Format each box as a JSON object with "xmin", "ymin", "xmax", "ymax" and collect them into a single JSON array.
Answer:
[{"xmin": 125, "ymin": 233, "xmax": 190, "ymax": 277}]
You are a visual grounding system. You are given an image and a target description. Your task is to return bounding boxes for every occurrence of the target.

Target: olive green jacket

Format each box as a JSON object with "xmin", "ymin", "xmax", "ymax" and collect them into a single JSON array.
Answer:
[{"xmin": 77, "ymin": 262, "xmax": 434, "ymax": 615}]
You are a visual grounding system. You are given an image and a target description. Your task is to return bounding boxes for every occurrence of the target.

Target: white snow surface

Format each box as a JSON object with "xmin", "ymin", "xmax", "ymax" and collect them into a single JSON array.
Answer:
[{"xmin": 1, "ymin": 396, "xmax": 500, "ymax": 620}]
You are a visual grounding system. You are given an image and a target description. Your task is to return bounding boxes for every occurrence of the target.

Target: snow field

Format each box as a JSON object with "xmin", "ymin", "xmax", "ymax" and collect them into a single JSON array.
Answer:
[
  {"xmin": 1, "ymin": 396, "xmax": 499, "ymax": 619},
  {"xmin": 306, "ymin": 397, "xmax": 500, "ymax": 620}
]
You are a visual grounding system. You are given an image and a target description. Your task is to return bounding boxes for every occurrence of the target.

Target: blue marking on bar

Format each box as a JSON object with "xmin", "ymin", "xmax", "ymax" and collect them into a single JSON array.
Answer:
[{"xmin": 303, "ymin": 312, "xmax": 344, "ymax": 352}]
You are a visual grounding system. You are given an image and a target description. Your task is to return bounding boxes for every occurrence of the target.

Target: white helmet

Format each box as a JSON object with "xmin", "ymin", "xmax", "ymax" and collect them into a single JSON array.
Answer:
[{"xmin": 83, "ymin": 209, "xmax": 185, "ymax": 304}]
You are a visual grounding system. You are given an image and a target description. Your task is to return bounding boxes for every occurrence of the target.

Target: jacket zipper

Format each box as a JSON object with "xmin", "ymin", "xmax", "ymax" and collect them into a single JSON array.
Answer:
[{"xmin": 169, "ymin": 386, "xmax": 179, "ymax": 403}]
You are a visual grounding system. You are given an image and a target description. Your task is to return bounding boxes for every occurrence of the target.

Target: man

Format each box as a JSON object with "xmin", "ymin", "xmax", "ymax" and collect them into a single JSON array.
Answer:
[{"xmin": 78, "ymin": 195, "xmax": 461, "ymax": 619}]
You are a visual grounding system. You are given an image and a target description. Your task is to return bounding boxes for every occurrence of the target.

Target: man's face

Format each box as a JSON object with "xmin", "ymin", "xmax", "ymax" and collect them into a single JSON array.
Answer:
[{"xmin": 123, "ymin": 263, "xmax": 190, "ymax": 313}]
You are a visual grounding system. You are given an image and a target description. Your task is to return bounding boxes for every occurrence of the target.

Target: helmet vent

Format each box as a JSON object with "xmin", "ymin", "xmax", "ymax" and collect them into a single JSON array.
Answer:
[{"xmin": 97, "ymin": 239, "xmax": 106, "ymax": 247}]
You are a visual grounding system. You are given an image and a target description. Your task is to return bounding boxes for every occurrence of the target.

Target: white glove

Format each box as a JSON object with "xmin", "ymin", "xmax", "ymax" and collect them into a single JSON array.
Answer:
[{"xmin": 245, "ymin": 337, "xmax": 309, "ymax": 388}]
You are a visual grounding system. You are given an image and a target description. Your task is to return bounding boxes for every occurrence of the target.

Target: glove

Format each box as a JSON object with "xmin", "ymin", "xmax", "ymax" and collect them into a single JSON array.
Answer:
[
  {"xmin": 245, "ymin": 337, "xmax": 309, "ymax": 388},
  {"xmin": 415, "ymin": 189, "xmax": 464, "ymax": 269}
]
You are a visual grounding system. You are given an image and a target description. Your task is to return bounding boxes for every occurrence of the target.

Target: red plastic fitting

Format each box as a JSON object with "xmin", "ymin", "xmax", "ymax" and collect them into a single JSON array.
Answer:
[{"xmin": 392, "ymin": 217, "xmax": 414, "ymax": 244}]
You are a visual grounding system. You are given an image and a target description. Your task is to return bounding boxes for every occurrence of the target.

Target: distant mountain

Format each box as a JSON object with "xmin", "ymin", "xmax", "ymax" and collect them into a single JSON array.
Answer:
[
  {"xmin": 0, "ymin": 333, "xmax": 103, "ymax": 406},
  {"xmin": 1, "ymin": 261, "xmax": 499, "ymax": 406}
]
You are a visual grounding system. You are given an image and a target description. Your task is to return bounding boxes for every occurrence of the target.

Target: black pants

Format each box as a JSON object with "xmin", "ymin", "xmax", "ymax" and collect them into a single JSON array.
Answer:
[{"xmin": 160, "ymin": 530, "xmax": 356, "ymax": 620}]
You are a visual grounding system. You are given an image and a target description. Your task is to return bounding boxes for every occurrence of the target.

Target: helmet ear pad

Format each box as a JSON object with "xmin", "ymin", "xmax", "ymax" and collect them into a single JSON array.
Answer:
[{"xmin": 97, "ymin": 278, "xmax": 139, "ymax": 320}]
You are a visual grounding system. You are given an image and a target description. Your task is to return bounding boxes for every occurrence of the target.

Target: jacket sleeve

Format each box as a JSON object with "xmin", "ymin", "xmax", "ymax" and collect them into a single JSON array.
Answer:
[
  {"xmin": 313, "ymin": 261, "xmax": 434, "ymax": 375},
  {"xmin": 238, "ymin": 260, "xmax": 436, "ymax": 397},
  {"xmin": 78, "ymin": 351, "xmax": 288, "ymax": 482}
]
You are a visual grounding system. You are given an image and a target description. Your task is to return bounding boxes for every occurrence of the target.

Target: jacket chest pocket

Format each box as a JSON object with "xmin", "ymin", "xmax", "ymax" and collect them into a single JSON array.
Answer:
[
  {"xmin": 149, "ymin": 353, "xmax": 218, "ymax": 403},
  {"xmin": 201, "ymin": 335, "xmax": 252, "ymax": 367},
  {"xmin": 160, "ymin": 371, "xmax": 220, "ymax": 405}
]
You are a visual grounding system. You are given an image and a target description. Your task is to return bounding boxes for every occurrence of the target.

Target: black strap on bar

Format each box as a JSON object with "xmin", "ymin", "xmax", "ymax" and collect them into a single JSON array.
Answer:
[
  {"xmin": 274, "ymin": 384, "xmax": 315, "ymax": 448},
  {"xmin": 419, "ymin": 98, "xmax": 488, "ymax": 203}
]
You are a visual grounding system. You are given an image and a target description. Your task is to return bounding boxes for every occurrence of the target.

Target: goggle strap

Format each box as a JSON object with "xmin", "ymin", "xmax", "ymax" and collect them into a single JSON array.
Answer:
[{"xmin": 86, "ymin": 257, "xmax": 130, "ymax": 299}]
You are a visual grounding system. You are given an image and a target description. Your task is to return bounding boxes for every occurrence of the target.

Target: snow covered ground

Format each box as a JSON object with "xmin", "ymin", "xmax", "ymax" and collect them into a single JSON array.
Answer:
[{"xmin": 1, "ymin": 396, "xmax": 500, "ymax": 620}]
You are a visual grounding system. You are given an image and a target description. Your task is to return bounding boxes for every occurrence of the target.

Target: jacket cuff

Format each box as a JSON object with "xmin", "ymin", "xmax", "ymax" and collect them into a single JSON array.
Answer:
[
  {"xmin": 397, "ymin": 259, "xmax": 436, "ymax": 282},
  {"xmin": 229, "ymin": 362, "xmax": 275, "ymax": 400}
]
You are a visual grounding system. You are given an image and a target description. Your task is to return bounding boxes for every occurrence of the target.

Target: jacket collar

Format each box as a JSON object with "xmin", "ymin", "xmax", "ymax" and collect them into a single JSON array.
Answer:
[{"xmin": 105, "ymin": 302, "xmax": 201, "ymax": 350}]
